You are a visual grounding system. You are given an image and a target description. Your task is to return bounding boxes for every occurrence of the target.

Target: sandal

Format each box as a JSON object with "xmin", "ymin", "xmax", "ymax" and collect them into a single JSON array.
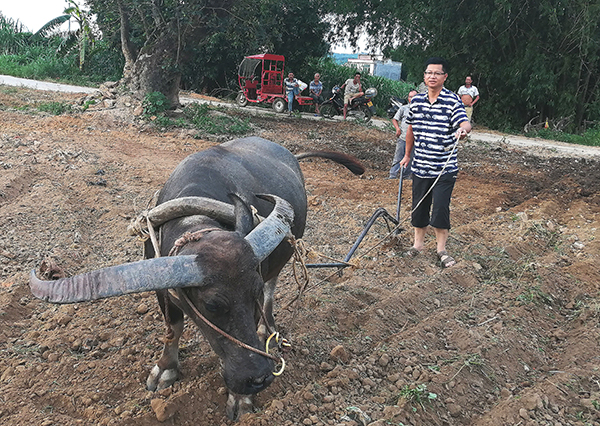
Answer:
[
  {"xmin": 438, "ymin": 250, "xmax": 456, "ymax": 268},
  {"xmin": 404, "ymin": 247, "xmax": 422, "ymax": 257}
]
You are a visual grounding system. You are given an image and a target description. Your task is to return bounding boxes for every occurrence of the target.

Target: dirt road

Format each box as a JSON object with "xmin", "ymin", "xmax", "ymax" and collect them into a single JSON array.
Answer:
[
  {"xmin": 1, "ymin": 85, "xmax": 599, "ymax": 426},
  {"xmin": 2, "ymin": 74, "xmax": 599, "ymax": 160}
]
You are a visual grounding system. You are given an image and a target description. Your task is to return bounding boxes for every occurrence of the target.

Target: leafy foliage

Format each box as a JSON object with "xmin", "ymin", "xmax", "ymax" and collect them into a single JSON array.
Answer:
[
  {"xmin": 0, "ymin": 14, "xmax": 29, "ymax": 55},
  {"xmin": 37, "ymin": 101, "xmax": 72, "ymax": 115},
  {"xmin": 331, "ymin": 0, "xmax": 600, "ymax": 132},
  {"xmin": 142, "ymin": 92, "xmax": 170, "ymax": 116}
]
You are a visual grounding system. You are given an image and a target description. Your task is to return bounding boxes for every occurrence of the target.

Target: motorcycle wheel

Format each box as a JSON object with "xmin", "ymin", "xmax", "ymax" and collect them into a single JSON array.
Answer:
[
  {"xmin": 320, "ymin": 103, "xmax": 336, "ymax": 119},
  {"xmin": 236, "ymin": 92, "xmax": 248, "ymax": 107},
  {"xmin": 272, "ymin": 98, "xmax": 286, "ymax": 113},
  {"xmin": 357, "ymin": 105, "xmax": 372, "ymax": 123}
]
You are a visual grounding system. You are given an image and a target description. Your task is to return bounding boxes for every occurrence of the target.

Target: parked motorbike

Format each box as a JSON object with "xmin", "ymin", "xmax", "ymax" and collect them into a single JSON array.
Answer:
[
  {"xmin": 386, "ymin": 95, "xmax": 407, "ymax": 119},
  {"xmin": 320, "ymin": 86, "xmax": 378, "ymax": 122}
]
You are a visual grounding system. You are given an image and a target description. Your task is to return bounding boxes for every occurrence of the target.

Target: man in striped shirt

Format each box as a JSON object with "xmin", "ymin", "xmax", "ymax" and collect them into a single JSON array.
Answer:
[{"xmin": 400, "ymin": 57, "xmax": 471, "ymax": 268}]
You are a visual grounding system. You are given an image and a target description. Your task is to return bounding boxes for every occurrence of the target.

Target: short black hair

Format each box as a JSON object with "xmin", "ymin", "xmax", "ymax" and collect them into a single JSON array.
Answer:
[
  {"xmin": 425, "ymin": 57, "xmax": 448, "ymax": 74},
  {"xmin": 354, "ymin": 72, "xmax": 361, "ymax": 76}
]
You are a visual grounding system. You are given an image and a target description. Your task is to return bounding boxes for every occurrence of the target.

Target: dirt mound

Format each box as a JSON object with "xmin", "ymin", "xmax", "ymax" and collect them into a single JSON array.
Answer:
[{"xmin": 1, "ymin": 87, "xmax": 600, "ymax": 426}]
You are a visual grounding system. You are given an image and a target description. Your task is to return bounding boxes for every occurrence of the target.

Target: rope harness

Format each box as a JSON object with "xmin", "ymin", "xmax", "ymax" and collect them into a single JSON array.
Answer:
[
  {"xmin": 128, "ymin": 134, "xmax": 461, "ymax": 377},
  {"xmin": 133, "ymin": 209, "xmax": 289, "ymax": 376}
]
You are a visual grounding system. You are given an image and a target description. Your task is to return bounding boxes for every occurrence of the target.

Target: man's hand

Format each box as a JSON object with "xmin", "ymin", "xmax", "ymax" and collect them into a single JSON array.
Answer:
[
  {"xmin": 455, "ymin": 128, "xmax": 468, "ymax": 139},
  {"xmin": 399, "ymin": 154, "xmax": 411, "ymax": 168}
]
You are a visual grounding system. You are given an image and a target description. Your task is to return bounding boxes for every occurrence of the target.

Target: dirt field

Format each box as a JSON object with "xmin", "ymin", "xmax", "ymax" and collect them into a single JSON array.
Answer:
[{"xmin": 1, "ymin": 86, "xmax": 600, "ymax": 426}]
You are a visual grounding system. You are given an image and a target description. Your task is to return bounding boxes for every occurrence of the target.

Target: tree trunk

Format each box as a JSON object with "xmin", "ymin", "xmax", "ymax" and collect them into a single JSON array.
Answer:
[
  {"xmin": 128, "ymin": 31, "xmax": 181, "ymax": 108},
  {"xmin": 117, "ymin": 0, "xmax": 137, "ymax": 81},
  {"xmin": 117, "ymin": 1, "xmax": 180, "ymax": 107}
]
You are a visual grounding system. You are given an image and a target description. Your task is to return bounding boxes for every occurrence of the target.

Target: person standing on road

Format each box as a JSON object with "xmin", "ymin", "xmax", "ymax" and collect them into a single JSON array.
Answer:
[
  {"xmin": 340, "ymin": 72, "xmax": 364, "ymax": 120},
  {"xmin": 400, "ymin": 57, "xmax": 471, "ymax": 268},
  {"xmin": 285, "ymin": 72, "xmax": 300, "ymax": 115},
  {"xmin": 457, "ymin": 76, "xmax": 480, "ymax": 122},
  {"xmin": 389, "ymin": 89, "xmax": 418, "ymax": 180},
  {"xmin": 309, "ymin": 73, "xmax": 324, "ymax": 116}
]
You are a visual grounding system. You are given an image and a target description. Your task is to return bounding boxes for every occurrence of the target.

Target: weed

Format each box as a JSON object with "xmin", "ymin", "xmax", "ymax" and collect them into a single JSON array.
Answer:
[
  {"xmin": 37, "ymin": 101, "xmax": 71, "ymax": 115},
  {"xmin": 82, "ymin": 99, "xmax": 96, "ymax": 111},
  {"xmin": 142, "ymin": 91, "xmax": 170, "ymax": 116},
  {"xmin": 184, "ymin": 103, "xmax": 250, "ymax": 135},
  {"xmin": 398, "ymin": 384, "xmax": 437, "ymax": 410},
  {"xmin": 525, "ymin": 222, "xmax": 561, "ymax": 250},
  {"xmin": 516, "ymin": 285, "xmax": 554, "ymax": 306}
]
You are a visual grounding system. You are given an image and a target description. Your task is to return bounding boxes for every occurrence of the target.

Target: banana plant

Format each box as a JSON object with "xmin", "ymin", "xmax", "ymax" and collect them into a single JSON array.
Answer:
[{"xmin": 33, "ymin": 0, "xmax": 97, "ymax": 70}]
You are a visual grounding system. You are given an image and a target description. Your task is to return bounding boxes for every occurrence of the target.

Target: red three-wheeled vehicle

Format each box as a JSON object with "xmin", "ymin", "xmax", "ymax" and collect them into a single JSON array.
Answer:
[{"xmin": 236, "ymin": 53, "xmax": 314, "ymax": 113}]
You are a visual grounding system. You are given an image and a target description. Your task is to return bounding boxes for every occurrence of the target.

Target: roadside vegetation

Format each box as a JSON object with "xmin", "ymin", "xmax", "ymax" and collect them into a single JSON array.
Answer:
[{"xmin": 0, "ymin": 0, "xmax": 598, "ymax": 145}]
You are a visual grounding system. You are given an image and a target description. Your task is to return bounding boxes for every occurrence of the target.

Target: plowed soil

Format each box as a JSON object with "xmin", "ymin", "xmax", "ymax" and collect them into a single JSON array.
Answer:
[{"xmin": 1, "ymin": 86, "xmax": 600, "ymax": 426}]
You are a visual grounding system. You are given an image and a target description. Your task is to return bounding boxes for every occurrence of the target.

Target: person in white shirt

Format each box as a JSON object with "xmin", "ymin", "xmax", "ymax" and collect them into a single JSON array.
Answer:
[{"xmin": 457, "ymin": 76, "xmax": 480, "ymax": 122}]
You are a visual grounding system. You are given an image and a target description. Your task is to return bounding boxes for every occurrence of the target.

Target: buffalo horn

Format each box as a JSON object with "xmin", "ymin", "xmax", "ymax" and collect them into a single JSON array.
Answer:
[
  {"xmin": 145, "ymin": 197, "xmax": 262, "ymax": 228},
  {"xmin": 244, "ymin": 194, "xmax": 294, "ymax": 262},
  {"xmin": 29, "ymin": 255, "xmax": 204, "ymax": 304}
]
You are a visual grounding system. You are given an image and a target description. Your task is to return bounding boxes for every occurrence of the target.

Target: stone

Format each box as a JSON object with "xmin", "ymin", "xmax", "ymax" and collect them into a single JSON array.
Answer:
[
  {"xmin": 330, "ymin": 345, "xmax": 350, "ymax": 363},
  {"xmin": 378, "ymin": 354, "xmax": 391, "ymax": 367},
  {"xmin": 151, "ymin": 398, "xmax": 177, "ymax": 422},
  {"xmin": 447, "ymin": 403, "xmax": 461, "ymax": 417}
]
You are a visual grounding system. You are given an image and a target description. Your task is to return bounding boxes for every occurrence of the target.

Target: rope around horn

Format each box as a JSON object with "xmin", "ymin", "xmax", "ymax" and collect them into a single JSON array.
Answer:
[{"xmin": 142, "ymin": 218, "xmax": 287, "ymax": 374}]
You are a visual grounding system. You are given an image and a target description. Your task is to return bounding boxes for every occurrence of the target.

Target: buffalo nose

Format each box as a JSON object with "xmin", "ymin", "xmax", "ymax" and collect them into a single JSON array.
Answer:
[{"xmin": 248, "ymin": 373, "xmax": 274, "ymax": 392}]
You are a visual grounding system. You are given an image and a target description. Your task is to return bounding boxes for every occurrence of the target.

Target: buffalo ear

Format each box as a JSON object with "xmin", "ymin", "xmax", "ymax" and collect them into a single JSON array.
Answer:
[{"xmin": 229, "ymin": 193, "xmax": 254, "ymax": 236}]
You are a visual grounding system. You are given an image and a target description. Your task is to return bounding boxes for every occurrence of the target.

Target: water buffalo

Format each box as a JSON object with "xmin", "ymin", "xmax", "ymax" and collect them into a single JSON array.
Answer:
[{"xmin": 29, "ymin": 136, "xmax": 364, "ymax": 420}]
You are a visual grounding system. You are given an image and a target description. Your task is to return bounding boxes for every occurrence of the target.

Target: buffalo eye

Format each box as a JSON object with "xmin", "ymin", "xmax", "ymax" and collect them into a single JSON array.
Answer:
[{"xmin": 204, "ymin": 300, "xmax": 229, "ymax": 315}]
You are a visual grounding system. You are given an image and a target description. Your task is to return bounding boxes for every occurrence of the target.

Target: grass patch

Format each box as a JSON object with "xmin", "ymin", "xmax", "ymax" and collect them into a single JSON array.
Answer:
[
  {"xmin": 37, "ymin": 101, "xmax": 72, "ymax": 115},
  {"xmin": 527, "ymin": 126, "xmax": 600, "ymax": 147},
  {"xmin": 398, "ymin": 383, "xmax": 437, "ymax": 410},
  {"xmin": 184, "ymin": 104, "xmax": 250, "ymax": 135}
]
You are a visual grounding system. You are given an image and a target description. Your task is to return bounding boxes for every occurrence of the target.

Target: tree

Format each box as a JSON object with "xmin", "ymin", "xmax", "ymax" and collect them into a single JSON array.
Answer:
[
  {"xmin": 87, "ymin": 0, "xmax": 330, "ymax": 107},
  {"xmin": 330, "ymin": 0, "xmax": 600, "ymax": 131}
]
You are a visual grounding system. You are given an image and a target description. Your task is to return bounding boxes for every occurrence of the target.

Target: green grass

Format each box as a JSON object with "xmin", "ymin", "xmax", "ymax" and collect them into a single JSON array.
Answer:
[
  {"xmin": 398, "ymin": 383, "xmax": 437, "ymax": 410},
  {"xmin": 528, "ymin": 126, "xmax": 600, "ymax": 147},
  {"xmin": 37, "ymin": 101, "xmax": 72, "ymax": 115}
]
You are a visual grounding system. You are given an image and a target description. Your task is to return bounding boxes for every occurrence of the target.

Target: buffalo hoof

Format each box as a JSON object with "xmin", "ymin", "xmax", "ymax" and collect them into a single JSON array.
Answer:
[
  {"xmin": 226, "ymin": 392, "xmax": 253, "ymax": 421},
  {"xmin": 147, "ymin": 364, "xmax": 179, "ymax": 391}
]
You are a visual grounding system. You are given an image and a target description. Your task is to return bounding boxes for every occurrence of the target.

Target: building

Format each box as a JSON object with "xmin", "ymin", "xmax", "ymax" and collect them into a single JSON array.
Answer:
[{"xmin": 344, "ymin": 54, "xmax": 404, "ymax": 81}]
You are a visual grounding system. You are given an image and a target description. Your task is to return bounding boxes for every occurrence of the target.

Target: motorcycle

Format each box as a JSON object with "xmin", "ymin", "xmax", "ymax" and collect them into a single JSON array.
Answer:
[
  {"xmin": 320, "ymin": 86, "xmax": 378, "ymax": 122},
  {"xmin": 386, "ymin": 95, "xmax": 407, "ymax": 119}
]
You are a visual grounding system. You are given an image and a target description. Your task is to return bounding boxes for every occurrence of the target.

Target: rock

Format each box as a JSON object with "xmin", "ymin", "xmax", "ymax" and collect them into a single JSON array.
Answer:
[
  {"xmin": 133, "ymin": 105, "xmax": 144, "ymax": 116},
  {"xmin": 151, "ymin": 398, "xmax": 177, "ymax": 422},
  {"xmin": 378, "ymin": 354, "xmax": 391, "ymax": 367},
  {"xmin": 447, "ymin": 403, "xmax": 462, "ymax": 417},
  {"xmin": 521, "ymin": 393, "xmax": 542, "ymax": 411},
  {"xmin": 320, "ymin": 362, "xmax": 334, "ymax": 371},
  {"xmin": 500, "ymin": 388, "xmax": 512, "ymax": 399},
  {"xmin": 136, "ymin": 304, "xmax": 149, "ymax": 315},
  {"xmin": 55, "ymin": 313, "xmax": 73, "ymax": 326},
  {"xmin": 303, "ymin": 391, "xmax": 314, "ymax": 400},
  {"xmin": 330, "ymin": 345, "xmax": 350, "ymax": 363},
  {"xmin": 270, "ymin": 399, "xmax": 284, "ymax": 412},
  {"xmin": 1, "ymin": 367, "xmax": 15, "ymax": 381},
  {"xmin": 519, "ymin": 408, "xmax": 529, "ymax": 420}
]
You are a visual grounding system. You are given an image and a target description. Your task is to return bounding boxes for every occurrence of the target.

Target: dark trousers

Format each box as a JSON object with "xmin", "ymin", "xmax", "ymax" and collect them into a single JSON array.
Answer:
[{"xmin": 411, "ymin": 172, "xmax": 457, "ymax": 229}]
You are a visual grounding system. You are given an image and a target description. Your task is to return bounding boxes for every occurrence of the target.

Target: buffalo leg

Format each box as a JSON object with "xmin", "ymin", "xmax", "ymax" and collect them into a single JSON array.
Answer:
[
  {"xmin": 147, "ymin": 290, "xmax": 184, "ymax": 391},
  {"xmin": 226, "ymin": 392, "xmax": 254, "ymax": 421},
  {"xmin": 257, "ymin": 276, "xmax": 278, "ymax": 341}
]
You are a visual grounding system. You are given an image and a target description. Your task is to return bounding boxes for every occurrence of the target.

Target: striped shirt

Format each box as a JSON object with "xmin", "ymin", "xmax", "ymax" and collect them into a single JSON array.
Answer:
[{"xmin": 406, "ymin": 87, "xmax": 468, "ymax": 178}]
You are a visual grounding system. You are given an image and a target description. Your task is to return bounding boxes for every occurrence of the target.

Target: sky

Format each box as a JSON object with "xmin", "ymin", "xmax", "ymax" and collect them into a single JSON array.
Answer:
[
  {"xmin": 1, "ymin": 0, "xmax": 366, "ymax": 54},
  {"xmin": 1, "ymin": 0, "xmax": 71, "ymax": 33}
]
